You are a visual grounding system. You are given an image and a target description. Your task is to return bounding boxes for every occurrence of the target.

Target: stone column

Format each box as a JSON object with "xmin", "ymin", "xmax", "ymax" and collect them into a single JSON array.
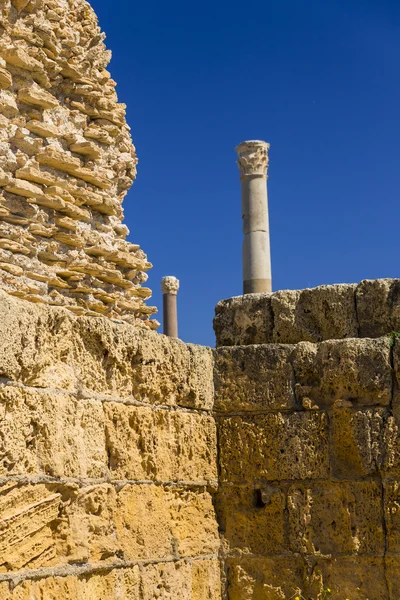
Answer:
[
  {"xmin": 235, "ymin": 140, "xmax": 272, "ymax": 294},
  {"xmin": 161, "ymin": 276, "xmax": 180, "ymax": 338}
]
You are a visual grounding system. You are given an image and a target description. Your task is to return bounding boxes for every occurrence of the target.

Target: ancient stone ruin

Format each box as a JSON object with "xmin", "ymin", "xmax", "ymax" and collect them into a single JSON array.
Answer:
[
  {"xmin": 1, "ymin": 1, "xmax": 400, "ymax": 600},
  {"xmin": 0, "ymin": 0, "xmax": 157, "ymax": 327}
]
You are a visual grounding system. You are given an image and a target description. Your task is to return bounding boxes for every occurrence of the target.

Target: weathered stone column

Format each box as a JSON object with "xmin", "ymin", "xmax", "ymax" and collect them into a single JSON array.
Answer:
[
  {"xmin": 235, "ymin": 140, "xmax": 272, "ymax": 294},
  {"xmin": 161, "ymin": 276, "xmax": 180, "ymax": 338}
]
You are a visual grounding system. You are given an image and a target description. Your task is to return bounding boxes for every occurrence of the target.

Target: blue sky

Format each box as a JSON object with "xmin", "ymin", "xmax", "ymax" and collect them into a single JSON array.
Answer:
[{"xmin": 91, "ymin": 0, "xmax": 400, "ymax": 346}]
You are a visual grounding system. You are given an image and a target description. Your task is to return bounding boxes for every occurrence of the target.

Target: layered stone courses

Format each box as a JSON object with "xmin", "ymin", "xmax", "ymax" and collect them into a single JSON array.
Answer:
[
  {"xmin": 0, "ymin": 0, "xmax": 157, "ymax": 328},
  {"xmin": 0, "ymin": 290, "xmax": 219, "ymax": 599},
  {"xmin": 214, "ymin": 282, "xmax": 400, "ymax": 599},
  {"xmin": 214, "ymin": 278, "xmax": 400, "ymax": 346}
]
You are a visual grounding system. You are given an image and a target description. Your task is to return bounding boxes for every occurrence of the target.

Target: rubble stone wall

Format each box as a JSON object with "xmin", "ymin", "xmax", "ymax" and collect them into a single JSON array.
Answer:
[
  {"xmin": 0, "ymin": 0, "xmax": 156, "ymax": 327},
  {"xmin": 0, "ymin": 290, "xmax": 220, "ymax": 599},
  {"xmin": 214, "ymin": 279, "xmax": 400, "ymax": 599}
]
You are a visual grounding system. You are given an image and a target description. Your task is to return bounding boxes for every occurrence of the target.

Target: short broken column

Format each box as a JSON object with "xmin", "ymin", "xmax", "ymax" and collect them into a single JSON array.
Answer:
[
  {"xmin": 161, "ymin": 276, "xmax": 180, "ymax": 338},
  {"xmin": 235, "ymin": 140, "xmax": 272, "ymax": 294}
]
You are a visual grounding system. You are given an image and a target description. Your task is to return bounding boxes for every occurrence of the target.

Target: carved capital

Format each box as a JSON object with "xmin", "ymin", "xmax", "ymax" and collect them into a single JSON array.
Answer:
[
  {"xmin": 235, "ymin": 140, "xmax": 270, "ymax": 178},
  {"xmin": 161, "ymin": 276, "xmax": 180, "ymax": 295}
]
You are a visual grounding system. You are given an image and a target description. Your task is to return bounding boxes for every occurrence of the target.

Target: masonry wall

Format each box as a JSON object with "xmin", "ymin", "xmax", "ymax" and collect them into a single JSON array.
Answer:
[
  {"xmin": 213, "ymin": 279, "xmax": 400, "ymax": 600},
  {"xmin": 0, "ymin": 290, "xmax": 220, "ymax": 599}
]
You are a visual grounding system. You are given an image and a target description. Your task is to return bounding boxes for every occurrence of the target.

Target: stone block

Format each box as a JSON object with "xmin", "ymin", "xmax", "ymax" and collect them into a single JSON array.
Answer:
[
  {"xmin": 385, "ymin": 556, "xmax": 400, "ymax": 600},
  {"xmin": 356, "ymin": 278, "xmax": 400, "ymax": 338},
  {"xmin": 214, "ymin": 345, "xmax": 295, "ymax": 412},
  {"xmin": 104, "ymin": 402, "xmax": 217, "ymax": 483},
  {"xmin": 218, "ymin": 412, "xmax": 329, "ymax": 483},
  {"xmin": 293, "ymin": 337, "xmax": 392, "ymax": 408},
  {"xmin": 0, "ymin": 385, "xmax": 107, "ymax": 478},
  {"xmin": 216, "ymin": 485, "xmax": 286, "ymax": 555},
  {"xmin": 192, "ymin": 559, "xmax": 222, "ymax": 600},
  {"xmin": 288, "ymin": 481, "xmax": 384, "ymax": 555},
  {"xmin": 141, "ymin": 561, "xmax": 192, "ymax": 600},
  {"xmin": 307, "ymin": 557, "xmax": 387, "ymax": 600},
  {"xmin": 384, "ymin": 481, "xmax": 400, "ymax": 553},
  {"xmin": 0, "ymin": 292, "xmax": 214, "ymax": 410},
  {"xmin": 0, "ymin": 481, "xmax": 120, "ymax": 572},
  {"xmin": 214, "ymin": 293, "xmax": 273, "ymax": 347},
  {"xmin": 0, "ymin": 568, "xmax": 141, "ymax": 599},
  {"xmin": 226, "ymin": 557, "xmax": 306, "ymax": 600},
  {"xmin": 330, "ymin": 407, "xmax": 386, "ymax": 478},
  {"xmin": 272, "ymin": 283, "xmax": 358, "ymax": 344},
  {"xmin": 115, "ymin": 484, "xmax": 219, "ymax": 561}
]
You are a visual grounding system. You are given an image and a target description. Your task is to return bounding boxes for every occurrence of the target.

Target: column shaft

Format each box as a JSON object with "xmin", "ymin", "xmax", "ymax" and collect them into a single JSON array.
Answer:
[{"xmin": 163, "ymin": 293, "xmax": 178, "ymax": 338}]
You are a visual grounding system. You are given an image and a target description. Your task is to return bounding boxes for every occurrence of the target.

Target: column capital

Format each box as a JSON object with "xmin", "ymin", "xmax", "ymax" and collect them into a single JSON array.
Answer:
[
  {"xmin": 235, "ymin": 140, "xmax": 270, "ymax": 178},
  {"xmin": 161, "ymin": 276, "xmax": 180, "ymax": 295}
]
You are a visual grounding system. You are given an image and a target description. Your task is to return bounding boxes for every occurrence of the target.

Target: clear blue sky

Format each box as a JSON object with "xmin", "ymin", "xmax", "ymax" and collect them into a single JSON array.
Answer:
[{"xmin": 91, "ymin": 0, "xmax": 400, "ymax": 347}]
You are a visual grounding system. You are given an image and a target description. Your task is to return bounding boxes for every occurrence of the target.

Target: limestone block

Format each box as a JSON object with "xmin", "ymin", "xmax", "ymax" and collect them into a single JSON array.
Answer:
[
  {"xmin": 0, "ymin": 66, "xmax": 12, "ymax": 89},
  {"xmin": 356, "ymin": 278, "xmax": 400, "ymax": 337},
  {"xmin": 272, "ymin": 283, "xmax": 358, "ymax": 344},
  {"xmin": 214, "ymin": 345, "xmax": 295, "ymax": 412},
  {"xmin": 60, "ymin": 484, "xmax": 120, "ymax": 563},
  {"xmin": 0, "ymin": 292, "xmax": 212, "ymax": 409},
  {"xmin": 218, "ymin": 412, "xmax": 329, "ymax": 483},
  {"xmin": 307, "ymin": 557, "xmax": 387, "ymax": 600},
  {"xmin": 141, "ymin": 561, "xmax": 192, "ymax": 600},
  {"xmin": 5, "ymin": 178, "xmax": 44, "ymax": 198},
  {"xmin": 115, "ymin": 485, "xmax": 219, "ymax": 560},
  {"xmin": 216, "ymin": 485, "xmax": 286, "ymax": 555},
  {"xmin": 214, "ymin": 293, "xmax": 273, "ymax": 347},
  {"xmin": 292, "ymin": 337, "xmax": 392, "ymax": 408},
  {"xmin": 192, "ymin": 560, "xmax": 222, "ymax": 600},
  {"xmin": 0, "ymin": 92, "xmax": 18, "ymax": 118},
  {"xmin": 385, "ymin": 556, "xmax": 400, "ymax": 600},
  {"xmin": 0, "ymin": 568, "xmax": 141, "ymax": 599},
  {"xmin": 0, "ymin": 385, "xmax": 107, "ymax": 478},
  {"xmin": 330, "ymin": 407, "xmax": 386, "ymax": 478},
  {"xmin": 104, "ymin": 402, "xmax": 217, "ymax": 483},
  {"xmin": 288, "ymin": 481, "xmax": 384, "ymax": 555},
  {"xmin": 384, "ymin": 481, "xmax": 400, "ymax": 552},
  {"xmin": 226, "ymin": 557, "xmax": 305, "ymax": 600},
  {"xmin": 0, "ymin": 482, "xmax": 61, "ymax": 571},
  {"xmin": 18, "ymin": 84, "xmax": 58, "ymax": 109}
]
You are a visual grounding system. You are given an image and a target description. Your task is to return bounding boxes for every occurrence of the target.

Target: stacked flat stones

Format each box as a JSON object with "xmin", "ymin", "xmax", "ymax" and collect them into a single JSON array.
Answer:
[{"xmin": 0, "ymin": 0, "xmax": 157, "ymax": 328}]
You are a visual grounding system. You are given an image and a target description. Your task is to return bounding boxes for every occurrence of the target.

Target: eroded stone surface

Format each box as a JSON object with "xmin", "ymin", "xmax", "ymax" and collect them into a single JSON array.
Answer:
[
  {"xmin": 0, "ymin": 0, "xmax": 157, "ymax": 327},
  {"xmin": 214, "ymin": 279, "xmax": 400, "ymax": 346}
]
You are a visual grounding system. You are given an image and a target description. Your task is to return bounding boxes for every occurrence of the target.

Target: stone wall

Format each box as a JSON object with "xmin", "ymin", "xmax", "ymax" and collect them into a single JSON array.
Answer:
[
  {"xmin": 0, "ymin": 0, "xmax": 157, "ymax": 327},
  {"xmin": 213, "ymin": 280, "xmax": 400, "ymax": 599},
  {"xmin": 0, "ymin": 290, "xmax": 220, "ymax": 599}
]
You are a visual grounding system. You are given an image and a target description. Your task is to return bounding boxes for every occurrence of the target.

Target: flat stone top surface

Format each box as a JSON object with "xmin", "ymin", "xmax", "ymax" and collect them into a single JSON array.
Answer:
[{"xmin": 214, "ymin": 278, "xmax": 400, "ymax": 346}]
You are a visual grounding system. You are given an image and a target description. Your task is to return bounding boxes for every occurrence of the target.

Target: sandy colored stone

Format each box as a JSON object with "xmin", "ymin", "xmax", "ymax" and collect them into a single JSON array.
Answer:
[
  {"xmin": 115, "ymin": 484, "xmax": 219, "ymax": 561},
  {"xmin": 307, "ymin": 557, "xmax": 387, "ymax": 600},
  {"xmin": 0, "ymin": 0, "xmax": 157, "ymax": 328},
  {"xmin": 214, "ymin": 345, "xmax": 295, "ymax": 412},
  {"xmin": 0, "ymin": 482, "xmax": 61, "ymax": 571},
  {"xmin": 0, "ymin": 385, "xmax": 107, "ymax": 478},
  {"xmin": 288, "ymin": 481, "xmax": 384, "ymax": 555},
  {"xmin": 330, "ymin": 407, "xmax": 386, "ymax": 478},
  {"xmin": 214, "ymin": 293, "xmax": 273, "ymax": 347},
  {"xmin": 141, "ymin": 561, "xmax": 192, "ymax": 600},
  {"xmin": 192, "ymin": 560, "xmax": 222, "ymax": 600},
  {"xmin": 60, "ymin": 484, "xmax": 120, "ymax": 564},
  {"xmin": 356, "ymin": 278, "xmax": 400, "ymax": 337},
  {"xmin": 104, "ymin": 402, "xmax": 217, "ymax": 483},
  {"xmin": 218, "ymin": 412, "xmax": 329, "ymax": 483},
  {"xmin": 227, "ymin": 557, "xmax": 305, "ymax": 600},
  {"xmin": 272, "ymin": 283, "xmax": 358, "ymax": 344},
  {"xmin": 293, "ymin": 337, "xmax": 392, "ymax": 408},
  {"xmin": 0, "ymin": 568, "xmax": 141, "ymax": 599},
  {"xmin": 0, "ymin": 292, "xmax": 213, "ymax": 409},
  {"xmin": 216, "ymin": 485, "xmax": 286, "ymax": 555}
]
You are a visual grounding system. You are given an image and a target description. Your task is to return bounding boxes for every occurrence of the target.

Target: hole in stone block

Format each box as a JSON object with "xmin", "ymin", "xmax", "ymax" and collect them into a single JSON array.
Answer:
[{"xmin": 253, "ymin": 488, "xmax": 266, "ymax": 508}]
